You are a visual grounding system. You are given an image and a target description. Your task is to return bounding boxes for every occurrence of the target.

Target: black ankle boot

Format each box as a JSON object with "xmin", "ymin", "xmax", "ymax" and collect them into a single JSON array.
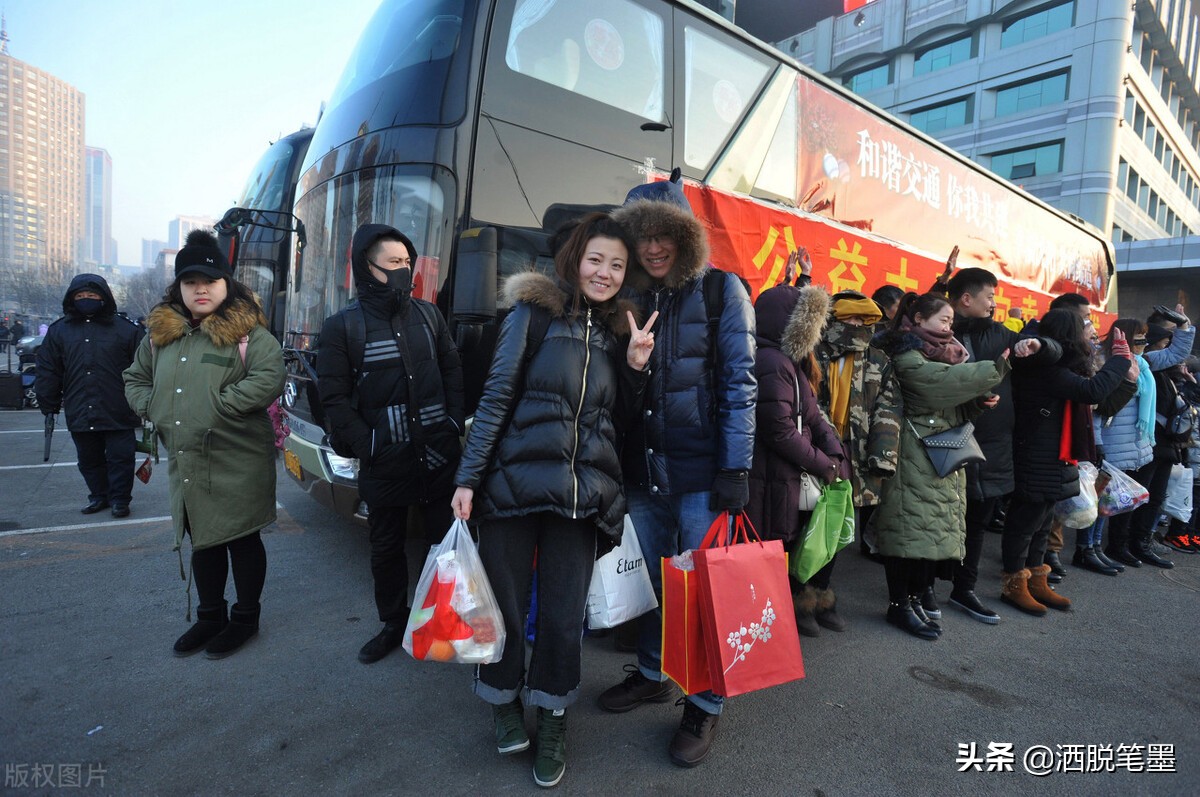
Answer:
[
  {"xmin": 1071, "ymin": 546, "xmax": 1118, "ymax": 576},
  {"xmin": 887, "ymin": 601, "xmax": 938, "ymax": 640},
  {"xmin": 1045, "ymin": 550, "xmax": 1067, "ymax": 577},
  {"xmin": 909, "ymin": 596, "xmax": 942, "ymax": 634},
  {"xmin": 1105, "ymin": 544, "xmax": 1142, "ymax": 567},
  {"xmin": 1091, "ymin": 546, "xmax": 1124, "ymax": 572},
  {"xmin": 173, "ymin": 602, "xmax": 228, "ymax": 657},
  {"xmin": 204, "ymin": 603, "xmax": 260, "ymax": 659},
  {"xmin": 1130, "ymin": 535, "xmax": 1174, "ymax": 569}
]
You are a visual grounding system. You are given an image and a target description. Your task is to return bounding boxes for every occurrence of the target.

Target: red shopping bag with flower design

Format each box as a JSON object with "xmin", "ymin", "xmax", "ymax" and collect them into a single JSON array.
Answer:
[
  {"xmin": 661, "ymin": 547, "xmax": 714, "ymax": 695},
  {"xmin": 692, "ymin": 512, "xmax": 805, "ymax": 697}
]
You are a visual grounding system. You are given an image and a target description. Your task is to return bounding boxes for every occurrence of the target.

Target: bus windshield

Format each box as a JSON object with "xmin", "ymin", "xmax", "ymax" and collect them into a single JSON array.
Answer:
[{"xmin": 239, "ymin": 139, "xmax": 296, "ymax": 212}]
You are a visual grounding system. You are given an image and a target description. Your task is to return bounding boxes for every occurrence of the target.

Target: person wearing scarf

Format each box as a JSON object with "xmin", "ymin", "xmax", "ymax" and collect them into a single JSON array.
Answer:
[{"xmin": 870, "ymin": 292, "xmax": 1009, "ymax": 639}]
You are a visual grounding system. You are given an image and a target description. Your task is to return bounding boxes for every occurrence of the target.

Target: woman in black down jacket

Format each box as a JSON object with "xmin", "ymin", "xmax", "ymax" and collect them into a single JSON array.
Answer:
[
  {"xmin": 451, "ymin": 212, "xmax": 655, "ymax": 788},
  {"xmin": 747, "ymin": 283, "xmax": 850, "ymax": 636},
  {"xmin": 1001, "ymin": 309, "xmax": 1130, "ymax": 616}
]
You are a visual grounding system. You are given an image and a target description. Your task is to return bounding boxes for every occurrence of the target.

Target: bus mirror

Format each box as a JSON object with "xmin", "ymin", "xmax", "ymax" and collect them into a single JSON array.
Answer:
[{"xmin": 453, "ymin": 227, "xmax": 498, "ymax": 322}]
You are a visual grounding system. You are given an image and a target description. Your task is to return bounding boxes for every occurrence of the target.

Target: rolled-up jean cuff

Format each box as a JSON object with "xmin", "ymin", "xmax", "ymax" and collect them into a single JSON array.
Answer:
[
  {"xmin": 524, "ymin": 685, "xmax": 580, "ymax": 711},
  {"xmin": 687, "ymin": 691, "xmax": 724, "ymax": 715},
  {"xmin": 473, "ymin": 675, "xmax": 522, "ymax": 706},
  {"xmin": 638, "ymin": 664, "xmax": 669, "ymax": 683}
]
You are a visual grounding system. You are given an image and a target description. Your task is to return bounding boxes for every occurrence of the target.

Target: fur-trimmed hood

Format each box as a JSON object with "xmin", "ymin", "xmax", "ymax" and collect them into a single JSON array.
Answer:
[
  {"xmin": 502, "ymin": 271, "xmax": 638, "ymax": 337},
  {"xmin": 146, "ymin": 295, "xmax": 268, "ymax": 349},
  {"xmin": 755, "ymin": 284, "xmax": 830, "ymax": 362},
  {"xmin": 612, "ymin": 199, "xmax": 709, "ymax": 291}
]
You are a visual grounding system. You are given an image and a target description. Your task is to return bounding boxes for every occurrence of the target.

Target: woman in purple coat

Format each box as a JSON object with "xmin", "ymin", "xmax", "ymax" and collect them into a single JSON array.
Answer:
[{"xmin": 747, "ymin": 284, "xmax": 850, "ymax": 636}]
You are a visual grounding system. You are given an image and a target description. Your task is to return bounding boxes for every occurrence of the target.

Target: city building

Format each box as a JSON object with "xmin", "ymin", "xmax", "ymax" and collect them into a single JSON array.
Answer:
[
  {"xmin": 0, "ymin": 19, "xmax": 85, "ymax": 289},
  {"xmin": 775, "ymin": 0, "xmax": 1200, "ymax": 312},
  {"xmin": 85, "ymin": 146, "xmax": 114, "ymax": 267},
  {"xmin": 141, "ymin": 238, "xmax": 167, "ymax": 268},
  {"xmin": 167, "ymin": 214, "xmax": 217, "ymax": 250}
]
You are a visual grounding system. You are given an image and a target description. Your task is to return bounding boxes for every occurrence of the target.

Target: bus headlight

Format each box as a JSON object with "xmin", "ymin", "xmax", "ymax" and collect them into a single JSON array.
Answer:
[{"xmin": 323, "ymin": 451, "xmax": 359, "ymax": 482}]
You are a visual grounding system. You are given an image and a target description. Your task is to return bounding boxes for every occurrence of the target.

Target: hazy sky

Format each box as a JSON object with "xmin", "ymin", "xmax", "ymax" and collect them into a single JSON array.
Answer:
[{"xmin": 6, "ymin": 0, "xmax": 382, "ymax": 265}]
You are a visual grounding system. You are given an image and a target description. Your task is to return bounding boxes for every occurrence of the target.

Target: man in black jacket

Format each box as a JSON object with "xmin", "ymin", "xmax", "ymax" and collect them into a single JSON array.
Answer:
[
  {"xmin": 944, "ymin": 268, "xmax": 1056, "ymax": 623},
  {"xmin": 317, "ymin": 224, "xmax": 465, "ymax": 664},
  {"xmin": 36, "ymin": 274, "xmax": 145, "ymax": 517}
]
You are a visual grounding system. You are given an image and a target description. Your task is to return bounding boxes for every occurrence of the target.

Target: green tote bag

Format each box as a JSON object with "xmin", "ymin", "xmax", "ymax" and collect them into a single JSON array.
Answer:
[{"xmin": 789, "ymin": 479, "xmax": 856, "ymax": 583}]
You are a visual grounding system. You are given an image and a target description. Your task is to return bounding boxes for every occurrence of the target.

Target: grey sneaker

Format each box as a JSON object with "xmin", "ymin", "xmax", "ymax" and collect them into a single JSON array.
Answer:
[
  {"xmin": 493, "ymin": 699, "xmax": 529, "ymax": 755},
  {"xmin": 533, "ymin": 708, "xmax": 566, "ymax": 788},
  {"xmin": 597, "ymin": 664, "xmax": 676, "ymax": 713}
]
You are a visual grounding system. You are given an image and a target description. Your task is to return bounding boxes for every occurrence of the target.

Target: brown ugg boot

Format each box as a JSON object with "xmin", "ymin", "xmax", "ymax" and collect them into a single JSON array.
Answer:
[
  {"xmin": 792, "ymin": 585, "xmax": 820, "ymax": 637},
  {"xmin": 1000, "ymin": 569, "xmax": 1047, "ymax": 616},
  {"xmin": 1027, "ymin": 564, "xmax": 1072, "ymax": 611},
  {"xmin": 813, "ymin": 587, "xmax": 847, "ymax": 632}
]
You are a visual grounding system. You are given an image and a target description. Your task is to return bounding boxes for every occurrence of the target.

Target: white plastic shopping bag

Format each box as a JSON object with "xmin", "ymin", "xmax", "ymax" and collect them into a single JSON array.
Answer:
[
  {"xmin": 1163, "ymin": 463, "xmax": 1194, "ymax": 524},
  {"xmin": 1053, "ymin": 462, "xmax": 1098, "ymax": 529},
  {"xmin": 403, "ymin": 519, "xmax": 505, "ymax": 664},
  {"xmin": 586, "ymin": 516, "xmax": 658, "ymax": 630}
]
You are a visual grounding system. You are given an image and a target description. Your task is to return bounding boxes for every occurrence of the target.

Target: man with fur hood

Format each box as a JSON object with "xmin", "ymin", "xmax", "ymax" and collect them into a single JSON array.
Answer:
[
  {"xmin": 317, "ymin": 223, "xmax": 464, "ymax": 665},
  {"xmin": 596, "ymin": 169, "xmax": 756, "ymax": 768},
  {"xmin": 38, "ymin": 273, "xmax": 145, "ymax": 517}
]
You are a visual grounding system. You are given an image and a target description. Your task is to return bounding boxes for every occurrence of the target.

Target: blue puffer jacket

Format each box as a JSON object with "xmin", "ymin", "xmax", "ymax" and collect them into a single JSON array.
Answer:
[
  {"xmin": 1097, "ymin": 325, "xmax": 1195, "ymax": 470},
  {"xmin": 613, "ymin": 198, "xmax": 757, "ymax": 494}
]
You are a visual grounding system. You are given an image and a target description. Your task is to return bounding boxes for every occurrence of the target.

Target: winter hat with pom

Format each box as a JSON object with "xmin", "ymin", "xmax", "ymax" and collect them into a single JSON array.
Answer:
[{"xmin": 175, "ymin": 229, "xmax": 232, "ymax": 280}]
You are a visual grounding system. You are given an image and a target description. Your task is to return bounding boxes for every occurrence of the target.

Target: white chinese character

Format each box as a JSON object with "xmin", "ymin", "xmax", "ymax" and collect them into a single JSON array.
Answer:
[
  {"xmin": 979, "ymin": 193, "xmax": 995, "ymax": 234},
  {"xmin": 86, "ymin": 763, "xmax": 107, "ymax": 788},
  {"xmin": 1086, "ymin": 744, "xmax": 1116, "ymax": 773},
  {"xmin": 985, "ymin": 742, "xmax": 1015, "ymax": 772},
  {"xmin": 963, "ymin": 185, "xmax": 981, "ymax": 227},
  {"xmin": 1116, "ymin": 743, "xmax": 1146, "ymax": 772},
  {"xmin": 946, "ymin": 174, "xmax": 964, "ymax": 218},
  {"xmin": 1146, "ymin": 744, "xmax": 1176, "ymax": 772},
  {"xmin": 857, "ymin": 130, "xmax": 879, "ymax": 179},
  {"xmin": 1059, "ymin": 744, "xmax": 1085, "ymax": 773},
  {"xmin": 956, "ymin": 742, "xmax": 985, "ymax": 772},
  {"xmin": 5, "ymin": 764, "xmax": 30, "ymax": 788},
  {"xmin": 923, "ymin": 163, "xmax": 942, "ymax": 210},
  {"xmin": 59, "ymin": 763, "xmax": 82, "ymax": 788},
  {"xmin": 881, "ymin": 140, "xmax": 903, "ymax": 193},
  {"xmin": 901, "ymin": 155, "xmax": 924, "ymax": 201},
  {"xmin": 31, "ymin": 763, "xmax": 55, "ymax": 788},
  {"xmin": 992, "ymin": 200, "xmax": 1010, "ymax": 239}
]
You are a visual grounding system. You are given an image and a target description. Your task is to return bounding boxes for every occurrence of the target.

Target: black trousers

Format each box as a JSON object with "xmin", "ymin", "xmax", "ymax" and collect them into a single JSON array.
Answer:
[
  {"xmin": 475, "ymin": 512, "xmax": 596, "ymax": 706},
  {"xmin": 1108, "ymin": 458, "xmax": 1171, "ymax": 548},
  {"xmin": 882, "ymin": 556, "xmax": 936, "ymax": 604},
  {"xmin": 955, "ymin": 496, "xmax": 997, "ymax": 592},
  {"xmin": 191, "ymin": 532, "xmax": 267, "ymax": 609},
  {"xmin": 71, "ymin": 429, "xmax": 136, "ymax": 505},
  {"xmin": 1000, "ymin": 497, "xmax": 1055, "ymax": 572},
  {"xmin": 368, "ymin": 502, "xmax": 454, "ymax": 624}
]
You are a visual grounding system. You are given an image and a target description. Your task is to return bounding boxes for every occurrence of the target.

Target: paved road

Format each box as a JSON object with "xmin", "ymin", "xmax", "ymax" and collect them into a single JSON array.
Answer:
[{"xmin": 1, "ymin": 408, "xmax": 1197, "ymax": 796}]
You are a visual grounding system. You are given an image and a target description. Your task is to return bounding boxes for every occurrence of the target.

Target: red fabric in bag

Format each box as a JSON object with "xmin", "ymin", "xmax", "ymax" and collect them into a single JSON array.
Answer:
[
  {"xmin": 692, "ymin": 513, "xmax": 805, "ymax": 697},
  {"xmin": 661, "ymin": 552, "xmax": 714, "ymax": 695}
]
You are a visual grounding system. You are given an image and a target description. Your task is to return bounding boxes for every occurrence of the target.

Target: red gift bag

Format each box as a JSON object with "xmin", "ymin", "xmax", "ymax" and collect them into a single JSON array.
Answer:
[
  {"xmin": 693, "ymin": 513, "xmax": 805, "ymax": 697},
  {"xmin": 660, "ymin": 550, "xmax": 714, "ymax": 695}
]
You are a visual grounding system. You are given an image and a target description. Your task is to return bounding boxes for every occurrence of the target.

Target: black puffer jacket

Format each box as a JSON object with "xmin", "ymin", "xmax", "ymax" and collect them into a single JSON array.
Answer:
[
  {"xmin": 454, "ymin": 272, "xmax": 645, "ymax": 548},
  {"xmin": 953, "ymin": 315, "xmax": 1061, "ymax": 500},
  {"xmin": 1011, "ymin": 349, "xmax": 1129, "ymax": 503},
  {"xmin": 317, "ymin": 224, "xmax": 464, "ymax": 508},
  {"xmin": 36, "ymin": 273, "xmax": 144, "ymax": 431},
  {"xmin": 613, "ymin": 198, "xmax": 756, "ymax": 494}
]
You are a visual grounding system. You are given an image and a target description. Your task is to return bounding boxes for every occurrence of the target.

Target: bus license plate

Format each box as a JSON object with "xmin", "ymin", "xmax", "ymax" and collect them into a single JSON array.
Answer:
[{"xmin": 284, "ymin": 449, "xmax": 303, "ymax": 481}]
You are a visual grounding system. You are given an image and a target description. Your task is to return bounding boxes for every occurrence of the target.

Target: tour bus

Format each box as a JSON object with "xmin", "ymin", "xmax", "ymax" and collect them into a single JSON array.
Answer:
[
  {"xmin": 276, "ymin": 0, "xmax": 1116, "ymax": 522},
  {"xmin": 220, "ymin": 126, "xmax": 313, "ymax": 340}
]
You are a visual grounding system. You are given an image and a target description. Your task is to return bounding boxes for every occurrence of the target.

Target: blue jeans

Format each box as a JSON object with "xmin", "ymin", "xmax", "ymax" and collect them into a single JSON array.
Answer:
[
  {"xmin": 1076, "ymin": 516, "xmax": 1107, "ymax": 549},
  {"xmin": 627, "ymin": 488, "xmax": 724, "ymax": 715}
]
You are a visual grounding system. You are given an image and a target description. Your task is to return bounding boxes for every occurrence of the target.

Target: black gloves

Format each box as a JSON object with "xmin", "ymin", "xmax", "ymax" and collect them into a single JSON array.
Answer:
[{"xmin": 710, "ymin": 469, "xmax": 749, "ymax": 511}]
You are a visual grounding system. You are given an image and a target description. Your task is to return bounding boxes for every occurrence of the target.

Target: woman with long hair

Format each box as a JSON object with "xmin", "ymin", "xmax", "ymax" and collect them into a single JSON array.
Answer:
[
  {"xmin": 451, "ymin": 212, "xmax": 653, "ymax": 788},
  {"xmin": 124, "ymin": 230, "xmax": 285, "ymax": 658},
  {"xmin": 872, "ymin": 292, "xmax": 1010, "ymax": 639},
  {"xmin": 1000, "ymin": 309, "xmax": 1130, "ymax": 615}
]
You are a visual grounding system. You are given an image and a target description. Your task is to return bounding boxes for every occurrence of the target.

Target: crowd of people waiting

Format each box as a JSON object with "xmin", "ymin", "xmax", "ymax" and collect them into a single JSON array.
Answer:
[{"xmin": 89, "ymin": 170, "xmax": 1197, "ymax": 790}]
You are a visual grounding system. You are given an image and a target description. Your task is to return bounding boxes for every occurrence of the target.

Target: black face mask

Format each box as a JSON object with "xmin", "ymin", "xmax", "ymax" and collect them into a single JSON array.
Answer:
[
  {"xmin": 74, "ymin": 298, "xmax": 104, "ymax": 316},
  {"xmin": 381, "ymin": 267, "xmax": 413, "ymax": 295}
]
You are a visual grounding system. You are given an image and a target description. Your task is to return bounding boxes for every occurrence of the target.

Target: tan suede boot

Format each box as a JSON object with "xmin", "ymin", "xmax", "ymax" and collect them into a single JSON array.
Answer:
[
  {"xmin": 1000, "ymin": 569, "xmax": 1047, "ymax": 616},
  {"xmin": 1027, "ymin": 564, "xmax": 1072, "ymax": 611}
]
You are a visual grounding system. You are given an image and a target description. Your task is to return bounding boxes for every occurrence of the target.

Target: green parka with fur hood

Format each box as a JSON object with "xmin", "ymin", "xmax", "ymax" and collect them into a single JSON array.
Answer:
[{"xmin": 123, "ymin": 295, "xmax": 286, "ymax": 551}]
